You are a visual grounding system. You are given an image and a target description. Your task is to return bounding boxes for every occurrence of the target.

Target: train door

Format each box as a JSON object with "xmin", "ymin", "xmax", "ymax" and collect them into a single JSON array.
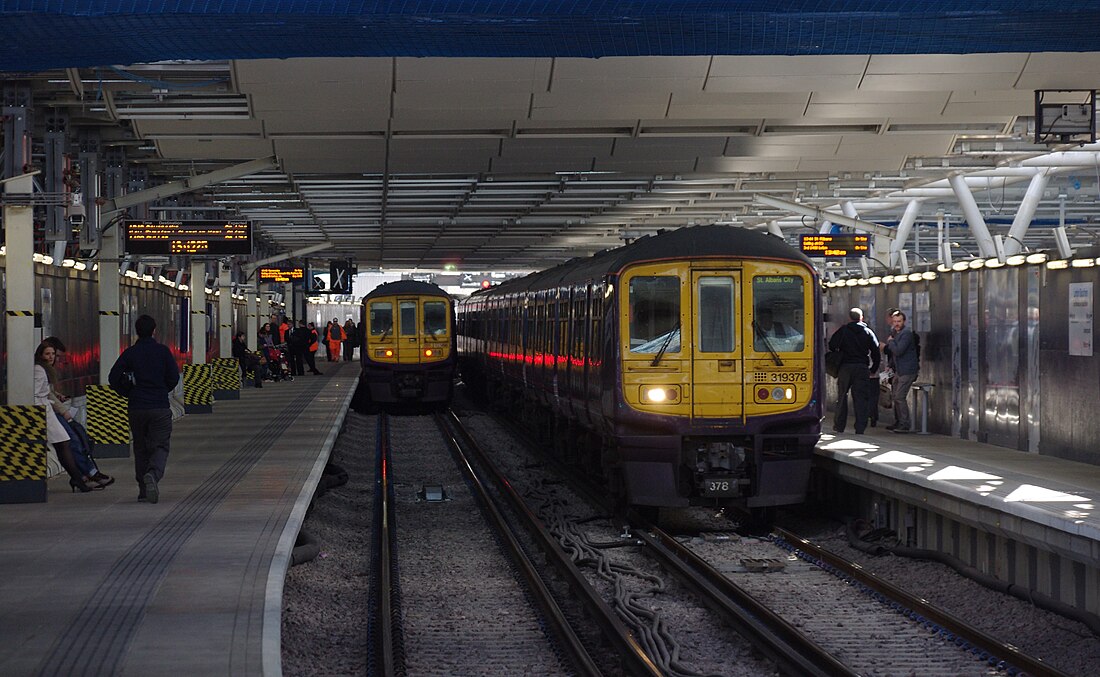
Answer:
[
  {"xmin": 396, "ymin": 297, "xmax": 421, "ymax": 363},
  {"xmin": 690, "ymin": 269, "xmax": 744, "ymax": 419}
]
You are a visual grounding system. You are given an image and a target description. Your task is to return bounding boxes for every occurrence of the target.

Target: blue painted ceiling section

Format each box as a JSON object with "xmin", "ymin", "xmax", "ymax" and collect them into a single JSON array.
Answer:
[{"xmin": 2, "ymin": 2, "xmax": 1100, "ymax": 71}]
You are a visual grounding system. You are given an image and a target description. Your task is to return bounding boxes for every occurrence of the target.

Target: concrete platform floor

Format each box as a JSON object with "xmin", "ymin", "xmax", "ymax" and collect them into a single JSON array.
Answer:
[{"xmin": 0, "ymin": 362, "xmax": 357, "ymax": 677}]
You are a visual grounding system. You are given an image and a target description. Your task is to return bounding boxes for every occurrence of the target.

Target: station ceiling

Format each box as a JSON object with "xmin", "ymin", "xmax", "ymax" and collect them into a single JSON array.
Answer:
[{"xmin": 4, "ymin": 5, "xmax": 1100, "ymax": 273}]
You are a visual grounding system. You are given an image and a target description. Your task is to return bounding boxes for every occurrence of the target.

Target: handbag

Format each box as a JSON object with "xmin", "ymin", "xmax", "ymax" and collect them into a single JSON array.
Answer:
[
  {"xmin": 825, "ymin": 349, "xmax": 843, "ymax": 378},
  {"xmin": 879, "ymin": 379, "xmax": 893, "ymax": 409}
]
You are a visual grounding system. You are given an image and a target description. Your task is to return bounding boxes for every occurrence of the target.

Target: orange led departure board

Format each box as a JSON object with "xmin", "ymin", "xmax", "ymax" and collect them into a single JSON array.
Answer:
[
  {"xmin": 258, "ymin": 267, "xmax": 305, "ymax": 283},
  {"xmin": 799, "ymin": 234, "xmax": 870, "ymax": 258},
  {"xmin": 125, "ymin": 220, "xmax": 253, "ymax": 256}
]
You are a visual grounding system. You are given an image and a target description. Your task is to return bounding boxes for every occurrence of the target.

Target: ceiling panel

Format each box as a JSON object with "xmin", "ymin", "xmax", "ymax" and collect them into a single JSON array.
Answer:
[
  {"xmin": 388, "ymin": 138, "xmax": 499, "ymax": 174},
  {"xmin": 531, "ymin": 90, "xmax": 670, "ymax": 120},
  {"xmin": 155, "ymin": 138, "xmax": 274, "ymax": 160},
  {"xmin": 273, "ymin": 138, "xmax": 385, "ymax": 173},
  {"xmin": 235, "ymin": 57, "xmax": 391, "ymax": 85},
  {"xmin": 668, "ymin": 91, "xmax": 809, "ymax": 119}
]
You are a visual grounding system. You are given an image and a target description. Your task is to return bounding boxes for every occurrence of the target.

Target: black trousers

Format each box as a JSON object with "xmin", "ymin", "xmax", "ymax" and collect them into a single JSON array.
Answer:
[
  {"xmin": 288, "ymin": 348, "xmax": 305, "ymax": 376},
  {"xmin": 129, "ymin": 408, "xmax": 173, "ymax": 484},
  {"xmin": 834, "ymin": 363, "xmax": 870, "ymax": 433},
  {"xmin": 343, "ymin": 341, "xmax": 355, "ymax": 361},
  {"xmin": 304, "ymin": 350, "xmax": 321, "ymax": 374}
]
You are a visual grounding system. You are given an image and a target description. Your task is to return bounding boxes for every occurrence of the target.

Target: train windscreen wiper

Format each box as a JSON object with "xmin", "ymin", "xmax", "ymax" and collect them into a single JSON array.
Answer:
[
  {"xmin": 651, "ymin": 321, "xmax": 681, "ymax": 367},
  {"xmin": 752, "ymin": 320, "xmax": 784, "ymax": 366}
]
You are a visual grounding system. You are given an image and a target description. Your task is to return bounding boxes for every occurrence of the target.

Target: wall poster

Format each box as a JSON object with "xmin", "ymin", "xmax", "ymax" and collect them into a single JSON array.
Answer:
[{"xmin": 1069, "ymin": 282, "xmax": 1093, "ymax": 357}]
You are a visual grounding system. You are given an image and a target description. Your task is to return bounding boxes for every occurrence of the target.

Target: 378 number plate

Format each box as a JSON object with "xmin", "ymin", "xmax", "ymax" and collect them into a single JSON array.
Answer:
[{"xmin": 702, "ymin": 476, "xmax": 739, "ymax": 497}]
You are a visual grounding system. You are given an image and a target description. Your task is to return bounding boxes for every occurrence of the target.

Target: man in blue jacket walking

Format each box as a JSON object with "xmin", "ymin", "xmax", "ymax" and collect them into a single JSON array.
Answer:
[
  {"xmin": 883, "ymin": 310, "xmax": 919, "ymax": 433},
  {"xmin": 109, "ymin": 315, "xmax": 180, "ymax": 503}
]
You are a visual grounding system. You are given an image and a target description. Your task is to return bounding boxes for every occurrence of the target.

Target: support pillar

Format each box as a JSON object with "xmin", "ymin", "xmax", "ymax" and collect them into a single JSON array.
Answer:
[
  {"xmin": 98, "ymin": 229, "xmax": 121, "ymax": 384},
  {"xmin": 4, "ymin": 173, "xmax": 36, "ymax": 405},
  {"xmin": 889, "ymin": 200, "xmax": 924, "ymax": 268},
  {"xmin": 246, "ymin": 292, "xmax": 258, "ymax": 351},
  {"xmin": 190, "ymin": 260, "xmax": 207, "ymax": 364},
  {"xmin": 949, "ymin": 174, "xmax": 997, "ymax": 258},
  {"xmin": 218, "ymin": 262, "xmax": 232, "ymax": 358},
  {"xmin": 1004, "ymin": 170, "xmax": 1050, "ymax": 256},
  {"xmin": 766, "ymin": 220, "xmax": 784, "ymax": 238}
]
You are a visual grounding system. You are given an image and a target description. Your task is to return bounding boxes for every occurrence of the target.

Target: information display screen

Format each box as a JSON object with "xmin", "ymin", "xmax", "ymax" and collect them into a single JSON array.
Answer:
[
  {"xmin": 258, "ymin": 267, "xmax": 305, "ymax": 283},
  {"xmin": 799, "ymin": 233, "xmax": 870, "ymax": 258},
  {"xmin": 125, "ymin": 220, "xmax": 253, "ymax": 256}
]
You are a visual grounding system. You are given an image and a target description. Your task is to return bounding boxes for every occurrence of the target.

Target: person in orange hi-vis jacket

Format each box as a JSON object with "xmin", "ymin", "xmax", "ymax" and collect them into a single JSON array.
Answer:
[{"xmin": 326, "ymin": 318, "xmax": 345, "ymax": 362}]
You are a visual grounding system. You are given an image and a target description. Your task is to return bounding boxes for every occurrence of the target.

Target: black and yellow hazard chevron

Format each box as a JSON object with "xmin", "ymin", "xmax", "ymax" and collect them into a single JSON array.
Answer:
[
  {"xmin": 210, "ymin": 357, "xmax": 241, "ymax": 400},
  {"xmin": 98, "ymin": 310, "xmax": 120, "ymax": 316},
  {"xmin": 86, "ymin": 385, "xmax": 131, "ymax": 458},
  {"xmin": 6, "ymin": 310, "xmax": 33, "ymax": 317},
  {"xmin": 182, "ymin": 364, "xmax": 214, "ymax": 413},
  {"xmin": 0, "ymin": 405, "xmax": 46, "ymax": 481}
]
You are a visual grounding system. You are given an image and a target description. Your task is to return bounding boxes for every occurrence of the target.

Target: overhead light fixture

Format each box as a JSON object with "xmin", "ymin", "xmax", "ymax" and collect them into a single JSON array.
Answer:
[
  {"xmin": 907, "ymin": 272, "xmax": 923, "ymax": 282},
  {"xmin": 869, "ymin": 276, "xmax": 883, "ymax": 285},
  {"xmin": 883, "ymin": 275, "xmax": 896, "ymax": 284},
  {"xmin": 1005, "ymin": 255, "xmax": 1027, "ymax": 266},
  {"xmin": 921, "ymin": 271, "xmax": 938, "ymax": 281},
  {"xmin": 951, "ymin": 261, "xmax": 970, "ymax": 272},
  {"xmin": 936, "ymin": 264, "xmax": 951, "ymax": 273},
  {"xmin": 1071, "ymin": 258, "xmax": 1095, "ymax": 268},
  {"xmin": 968, "ymin": 259, "xmax": 985, "ymax": 270},
  {"xmin": 985, "ymin": 258, "xmax": 1005, "ymax": 268},
  {"xmin": 1047, "ymin": 260, "xmax": 1069, "ymax": 270},
  {"xmin": 1025, "ymin": 253, "xmax": 1049, "ymax": 265}
]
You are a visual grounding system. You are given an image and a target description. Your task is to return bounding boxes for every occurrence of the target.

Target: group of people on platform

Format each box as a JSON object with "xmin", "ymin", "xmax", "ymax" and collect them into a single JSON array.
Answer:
[{"xmin": 828, "ymin": 307, "xmax": 921, "ymax": 436}]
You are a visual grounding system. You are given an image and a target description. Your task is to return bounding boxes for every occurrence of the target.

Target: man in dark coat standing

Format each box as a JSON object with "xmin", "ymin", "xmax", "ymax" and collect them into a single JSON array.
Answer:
[
  {"xmin": 109, "ymin": 314, "xmax": 180, "ymax": 504},
  {"xmin": 827, "ymin": 307, "xmax": 880, "ymax": 435}
]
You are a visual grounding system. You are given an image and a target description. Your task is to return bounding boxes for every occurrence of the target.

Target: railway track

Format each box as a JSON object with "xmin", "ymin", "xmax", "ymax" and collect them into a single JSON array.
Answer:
[
  {"xmin": 458, "ymin": 406, "xmax": 1071, "ymax": 677},
  {"xmin": 367, "ymin": 412, "xmax": 599, "ymax": 676}
]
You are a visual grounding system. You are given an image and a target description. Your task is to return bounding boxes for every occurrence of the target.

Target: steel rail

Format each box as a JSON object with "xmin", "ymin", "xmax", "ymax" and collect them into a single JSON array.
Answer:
[
  {"xmin": 633, "ymin": 526, "xmax": 856, "ymax": 677},
  {"xmin": 486, "ymin": 410, "xmax": 855, "ymax": 676},
  {"xmin": 369, "ymin": 414, "xmax": 401, "ymax": 677},
  {"xmin": 438, "ymin": 409, "xmax": 661, "ymax": 677},
  {"xmin": 772, "ymin": 527, "xmax": 1073, "ymax": 677}
]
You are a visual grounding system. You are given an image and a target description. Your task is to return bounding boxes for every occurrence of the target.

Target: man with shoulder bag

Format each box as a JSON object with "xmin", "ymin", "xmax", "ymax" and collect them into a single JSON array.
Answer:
[
  {"xmin": 883, "ymin": 310, "xmax": 919, "ymax": 433},
  {"xmin": 827, "ymin": 308, "xmax": 880, "ymax": 435}
]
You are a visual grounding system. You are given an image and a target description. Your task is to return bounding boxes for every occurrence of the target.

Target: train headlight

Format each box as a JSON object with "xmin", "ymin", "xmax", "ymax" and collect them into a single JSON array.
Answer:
[
  {"xmin": 424, "ymin": 348, "xmax": 434, "ymax": 357},
  {"xmin": 376, "ymin": 349, "xmax": 394, "ymax": 358},
  {"xmin": 640, "ymin": 385, "xmax": 680, "ymax": 404}
]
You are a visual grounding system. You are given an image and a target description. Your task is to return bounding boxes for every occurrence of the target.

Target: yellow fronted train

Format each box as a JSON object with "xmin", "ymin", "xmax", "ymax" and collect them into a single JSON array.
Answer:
[
  {"xmin": 359, "ymin": 280, "xmax": 456, "ymax": 408},
  {"xmin": 457, "ymin": 225, "xmax": 822, "ymax": 511}
]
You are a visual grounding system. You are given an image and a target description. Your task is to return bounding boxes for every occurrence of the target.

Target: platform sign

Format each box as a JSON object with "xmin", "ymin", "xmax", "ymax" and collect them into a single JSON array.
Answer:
[
  {"xmin": 258, "ymin": 267, "xmax": 304, "ymax": 284},
  {"xmin": 124, "ymin": 220, "xmax": 252, "ymax": 256},
  {"xmin": 799, "ymin": 234, "xmax": 870, "ymax": 258}
]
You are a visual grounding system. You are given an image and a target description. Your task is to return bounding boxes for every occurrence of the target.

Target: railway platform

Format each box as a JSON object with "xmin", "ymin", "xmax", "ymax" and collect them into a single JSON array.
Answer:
[
  {"xmin": 814, "ymin": 427, "xmax": 1100, "ymax": 619},
  {"xmin": 0, "ymin": 363, "xmax": 357, "ymax": 677}
]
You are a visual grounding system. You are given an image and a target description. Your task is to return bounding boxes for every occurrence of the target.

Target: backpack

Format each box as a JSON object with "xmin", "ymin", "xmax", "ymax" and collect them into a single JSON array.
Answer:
[{"xmin": 912, "ymin": 331, "xmax": 921, "ymax": 362}]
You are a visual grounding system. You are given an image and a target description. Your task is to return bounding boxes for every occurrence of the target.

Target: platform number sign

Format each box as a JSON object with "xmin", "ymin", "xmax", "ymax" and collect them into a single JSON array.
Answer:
[{"xmin": 329, "ymin": 260, "xmax": 352, "ymax": 294}]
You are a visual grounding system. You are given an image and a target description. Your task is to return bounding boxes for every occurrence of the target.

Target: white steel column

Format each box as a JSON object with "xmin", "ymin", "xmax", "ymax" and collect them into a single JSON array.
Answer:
[
  {"xmin": 261, "ymin": 286, "xmax": 272, "ymax": 328},
  {"xmin": 948, "ymin": 174, "xmax": 997, "ymax": 258},
  {"xmin": 889, "ymin": 200, "xmax": 923, "ymax": 267},
  {"xmin": 246, "ymin": 292, "xmax": 258, "ymax": 351},
  {"xmin": 1004, "ymin": 169, "xmax": 1050, "ymax": 256},
  {"xmin": 190, "ymin": 260, "xmax": 207, "ymax": 364},
  {"xmin": 218, "ymin": 263, "xmax": 232, "ymax": 358},
  {"xmin": 765, "ymin": 220, "xmax": 784, "ymax": 238},
  {"xmin": 98, "ymin": 227, "xmax": 121, "ymax": 384},
  {"xmin": 4, "ymin": 173, "xmax": 36, "ymax": 404}
]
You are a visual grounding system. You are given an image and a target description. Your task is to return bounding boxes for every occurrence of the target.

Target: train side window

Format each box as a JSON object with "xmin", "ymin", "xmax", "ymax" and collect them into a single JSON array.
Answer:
[
  {"xmin": 370, "ymin": 302, "xmax": 393, "ymax": 336},
  {"xmin": 698, "ymin": 277, "xmax": 736, "ymax": 353},
  {"xmin": 628, "ymin": 276, "xmax": 681, "ymax": 353},
  {"xmin": 399, "ymin": 301, "xmax": 417, "ymax": 336},
  {"xmin": 752, "ymin": 275, "xmax": 806, "ymax": 352},
  {"xmin": 423, "ymin": 301, "xmax": 447, "ymax": 336}
]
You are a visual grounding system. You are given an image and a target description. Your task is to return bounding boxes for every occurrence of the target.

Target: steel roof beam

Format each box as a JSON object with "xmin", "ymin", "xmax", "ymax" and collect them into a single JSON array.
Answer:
[{"xmin": 100, "ymin": 156, "xmax": 278, "ymax": 217}]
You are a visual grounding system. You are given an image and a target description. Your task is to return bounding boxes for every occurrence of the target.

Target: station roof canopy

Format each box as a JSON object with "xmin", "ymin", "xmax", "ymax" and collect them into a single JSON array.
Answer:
[{"xmin": 4, "ymin": 2, "xmax": 1100, "ymax": 272}]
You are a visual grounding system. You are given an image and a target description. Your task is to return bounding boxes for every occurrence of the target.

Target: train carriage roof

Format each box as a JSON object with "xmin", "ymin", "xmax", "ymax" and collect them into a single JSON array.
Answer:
[
  {"xmin": 364, "ymin": 280, "xmax": 451, "ymax": 300},
  {"xmin": 473, "ymin": 225, "xmax": 816, "ymax": 297}
]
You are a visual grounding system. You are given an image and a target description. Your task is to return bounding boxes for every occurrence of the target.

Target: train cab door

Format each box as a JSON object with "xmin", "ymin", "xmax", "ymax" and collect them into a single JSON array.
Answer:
[
  {"xmin": 395, "ymin": 297, "xmax": 422, "ymax": 364},
  {"xmin": 690, "ymin": 269, "xmax": 744, "ymax": 420}
]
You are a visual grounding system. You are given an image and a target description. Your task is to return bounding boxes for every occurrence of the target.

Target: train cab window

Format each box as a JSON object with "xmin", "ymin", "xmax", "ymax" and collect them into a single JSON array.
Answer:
[
  {"xmin": 370, "ymin": 302, "xmax": 393, "ymax": 336},
  {"xmin": 629, "ymin": 276, "xmax": 681, "ymax": 353},
  {"xmin": 423, "ymin": 301, "xmax": 447, "ymax": 336},
  {"xmin": 698, "ymin": 277, "xmax": 736, "ymax": 353},
  {"xmin": 752, "ymin": 276, "xmax": 806, "ymax": 352},
  {"xmin": 399, "ymin": 301, "xmax": 417, "ymax": 336}
]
